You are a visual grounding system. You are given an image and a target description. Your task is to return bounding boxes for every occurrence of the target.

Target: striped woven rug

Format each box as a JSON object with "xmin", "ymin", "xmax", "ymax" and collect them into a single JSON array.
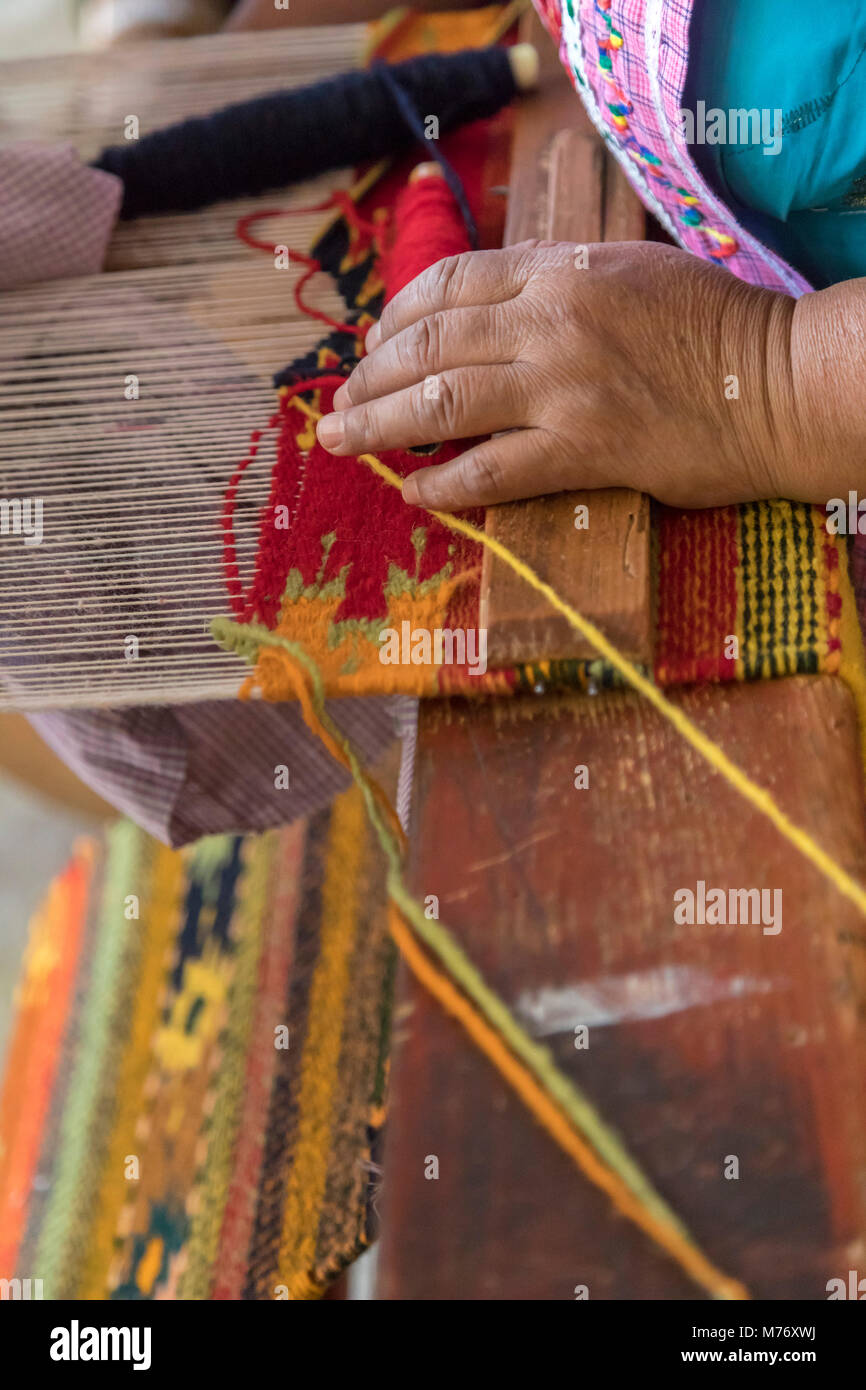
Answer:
[{"xmin": 0, "ymin": 786, "xmax": 393, "ymax": 1300}]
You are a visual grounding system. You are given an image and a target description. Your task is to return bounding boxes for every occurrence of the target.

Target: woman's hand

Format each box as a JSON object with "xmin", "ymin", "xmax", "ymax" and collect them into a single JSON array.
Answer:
[{"xmin": 316, "ymin": 239, "xmax": 803, "ymax": 511}]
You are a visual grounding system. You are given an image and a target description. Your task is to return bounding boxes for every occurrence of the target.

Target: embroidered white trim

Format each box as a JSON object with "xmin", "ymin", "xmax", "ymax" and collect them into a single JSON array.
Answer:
[
  {"xmin": 644, "ymin": 0, "xmax": 810, "ymax": 298},
  {"xmin": 565, "ymin": 0, "xmax": 682, "ymax": 245}
]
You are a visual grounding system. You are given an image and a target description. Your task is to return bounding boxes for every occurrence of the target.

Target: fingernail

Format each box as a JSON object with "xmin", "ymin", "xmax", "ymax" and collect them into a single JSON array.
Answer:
[
  {"xmin": 402, "ymin": 475, "xmax": 422, "ymax": 506},
  {"xmin": 317, "ymin": 413, "xmax": 346, "ymax": 450},
  {"xmin": 365, "ymin": 321, "xmax": 382, "ymax": 352},
  {"xmin": 332, "ymin": 381, "xmax": 352, "ymax": 410}
]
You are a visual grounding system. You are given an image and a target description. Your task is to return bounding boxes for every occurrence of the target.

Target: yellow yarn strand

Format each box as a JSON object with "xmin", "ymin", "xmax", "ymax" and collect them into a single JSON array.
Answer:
[
  {"xmin": 388, "ymin": 905, "xmax": 746, "ymax": 1301},
  {"xmin": 240, "ymin": 393, "xmax": 866, "ymax": 1299},
  {"xmin": 290, "ymin": 394, "xmax": 866, "ymax": 924},
  {"xmin": 212, "ymin": 620, "xmax": 748, "ymax": 1299}
]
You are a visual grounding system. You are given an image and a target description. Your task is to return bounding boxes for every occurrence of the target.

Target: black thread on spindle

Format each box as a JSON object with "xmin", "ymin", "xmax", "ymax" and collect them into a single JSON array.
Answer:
[
  {"xmin": 93, "ymin": 46, "xmax": 518, "ymax": 220},
  {"xmin": 372, "ymin": 61, "xmax": 479, "ymax": 249}
]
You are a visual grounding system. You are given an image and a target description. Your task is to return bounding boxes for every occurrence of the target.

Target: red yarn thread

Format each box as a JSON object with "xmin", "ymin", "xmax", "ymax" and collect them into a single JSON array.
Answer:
[
  {"xmin": 382, "ymin": 172, "xmax": 473, "ymax": 303},
  {"xmin": 221, "ymin": 427, "xmax": 264, "ymax": 617},
  {"xmin": 221, "ymin": 375, "xmax": 346, "ymax": 620},
  {"xmin": 236, "ymin": 194, "xmax": 381, "ymax": 338}
]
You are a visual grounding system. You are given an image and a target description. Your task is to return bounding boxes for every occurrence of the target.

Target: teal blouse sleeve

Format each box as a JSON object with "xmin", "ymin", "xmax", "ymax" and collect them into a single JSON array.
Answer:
[{"xmin": 684, "ymin": 0, "xmax": 866, "ymax": 287}]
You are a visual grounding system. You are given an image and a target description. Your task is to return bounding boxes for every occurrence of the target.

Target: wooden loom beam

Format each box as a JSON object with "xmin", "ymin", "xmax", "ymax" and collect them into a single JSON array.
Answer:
[
  {"xmin": 380, "ymin": 678, "xmax": 866, "ymax": 1298},
  {"xmin": 480, "ymin": 6, "xmax": 652, "ymax": 667}
]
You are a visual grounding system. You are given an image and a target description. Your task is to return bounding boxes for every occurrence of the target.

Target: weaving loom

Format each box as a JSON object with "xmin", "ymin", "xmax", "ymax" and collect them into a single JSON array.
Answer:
[
  {"xmin": 0, "ymin": 25, "xmax": 365, "ymax": 709},
  {"xmin": 3, "ymin": 2, "xmax": 866, "ymax": 1304}
]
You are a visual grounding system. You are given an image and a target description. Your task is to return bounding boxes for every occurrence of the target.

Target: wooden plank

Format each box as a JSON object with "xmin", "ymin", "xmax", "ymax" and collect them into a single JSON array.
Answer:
[
  {"xmin": 482, "ymin": 5, "xmax": 651, "ymax": 667},
  {"xmin": 479, "ymin": 487, "xmax": 652, "ymax": 666},
  {"xmin": 501, "ymin": 11, "xmax": 602, "ymax": 245},
  {"xmin": 379, "ymin": 676, "xmax": 866, "ymax": 1298},
  {"xmin": 603, "ymin": 150, "xmax": 647, "ymax": 244}
]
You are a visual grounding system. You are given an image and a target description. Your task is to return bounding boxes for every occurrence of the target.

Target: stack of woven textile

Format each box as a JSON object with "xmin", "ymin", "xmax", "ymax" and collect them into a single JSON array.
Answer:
[{"xmin": 0, "ymin": 785, "xmax": 394, "ymax": 1300}]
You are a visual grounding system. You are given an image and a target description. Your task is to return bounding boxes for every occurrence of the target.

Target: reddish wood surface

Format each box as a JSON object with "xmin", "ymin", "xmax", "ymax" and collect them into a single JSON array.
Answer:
[{"xmin": 379, "ymin": 677, "xmax": 866, "ymax": 1298}]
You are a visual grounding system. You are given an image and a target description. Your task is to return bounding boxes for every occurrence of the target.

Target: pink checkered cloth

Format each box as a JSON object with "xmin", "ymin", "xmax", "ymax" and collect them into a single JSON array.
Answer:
[
  {"xmin": 0, "ymin": 143, "xmax": 123, "ymax": 289},
  {"xmin": 28, "ymin": 698, "xmax": 408, "ymax": 846},
  {"xmin": 2, "ymin": 142, "xmax": 402, "ymax": 844}
]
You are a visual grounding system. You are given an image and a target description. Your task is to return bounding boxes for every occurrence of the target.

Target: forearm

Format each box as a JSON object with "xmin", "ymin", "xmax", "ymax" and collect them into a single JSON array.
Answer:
[{"xmin": 785, "ymin": 280, "xmax": 866, "ymax": 504}]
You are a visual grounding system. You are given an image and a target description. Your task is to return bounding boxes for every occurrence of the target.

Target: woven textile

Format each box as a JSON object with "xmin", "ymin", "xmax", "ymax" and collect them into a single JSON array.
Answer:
[
  {"xmin": 213, "ymin": 191, "xmax": 861, "ymax": 701},
  {"xmin": 212, "ymin": 89, "xmax": 524, "ymax": 698},
  {"xmin": 655, "ymin": 501, "xmax": 849, "ymax": 686},
  {"xmin": 0, "ymin": 792, "xmax": 393, "ymax": 1300}
]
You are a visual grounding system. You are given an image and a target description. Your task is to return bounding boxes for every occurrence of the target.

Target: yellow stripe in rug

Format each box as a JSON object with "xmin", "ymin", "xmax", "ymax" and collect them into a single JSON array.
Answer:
[
  {"xmin": 76, "ymin": 843, "xmax": 185, "ymax": 1299},
  {"xmin": 835, "ymin": 528, "xmax": 866, "ymax": 768},
  {"xmin": 178, "ymin": 834, "xmax": 271, "ymax": 1299},
  {"xmin": 275, "ymin": 787, "xmax": 367, "ymax": 1299}
]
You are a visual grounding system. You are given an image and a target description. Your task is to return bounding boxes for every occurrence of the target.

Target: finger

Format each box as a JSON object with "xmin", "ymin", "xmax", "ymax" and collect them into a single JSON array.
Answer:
[
  {"xmin": 316, "ymin": 365, "xmax": 529, "ymax": 457},
  {"xmin": 365, "ymin": 241, "xmax": 541, "ymax": 353},
  {"xmin": 334, "ymin": 303, "xmax": 522, "ymax": 410},
  {"xmin": 402, "ymin": 429, "xmax": 571, "ymax": 510}
]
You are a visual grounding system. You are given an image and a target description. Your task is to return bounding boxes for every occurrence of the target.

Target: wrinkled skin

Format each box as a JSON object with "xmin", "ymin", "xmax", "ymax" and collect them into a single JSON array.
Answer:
[{"xmin": 317, "ymin": 239, "xmax": 859, "ymax": 513}]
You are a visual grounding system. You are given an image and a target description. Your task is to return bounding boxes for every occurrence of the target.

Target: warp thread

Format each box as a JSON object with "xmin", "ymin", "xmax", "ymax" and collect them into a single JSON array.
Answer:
[
  {"xmin": 233, "ymin": 169, "xmax": 472, "ymax": 335},
  {"xmin": 92, "ymin": 46, "xmax": 518, "ymax": 220},
  {"xmin": 236, "ymin": 193, "xmax": 381, "ymax": 338}
]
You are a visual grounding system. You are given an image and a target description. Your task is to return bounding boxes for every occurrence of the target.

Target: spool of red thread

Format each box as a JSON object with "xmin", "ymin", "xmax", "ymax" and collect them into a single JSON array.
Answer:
[{"xmin": 382, "ymin": 162, "xmax": 474, "ymax": 303}]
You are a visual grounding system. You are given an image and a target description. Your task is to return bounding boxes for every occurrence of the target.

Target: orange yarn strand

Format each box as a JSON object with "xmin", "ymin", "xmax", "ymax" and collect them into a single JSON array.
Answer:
[{"xmin": 388, "ymin": 905, "xmax": 748, "ymax": 1301}]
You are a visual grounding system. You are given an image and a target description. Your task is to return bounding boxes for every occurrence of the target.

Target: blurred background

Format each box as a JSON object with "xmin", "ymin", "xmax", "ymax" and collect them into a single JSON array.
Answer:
[
  {"xmin": 0, "ymin": 0, "xmax": 234, "ymax": 56},
  {"xmin": 0, "ymin": 0, "xmax": 79, "ymax": 58}
]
